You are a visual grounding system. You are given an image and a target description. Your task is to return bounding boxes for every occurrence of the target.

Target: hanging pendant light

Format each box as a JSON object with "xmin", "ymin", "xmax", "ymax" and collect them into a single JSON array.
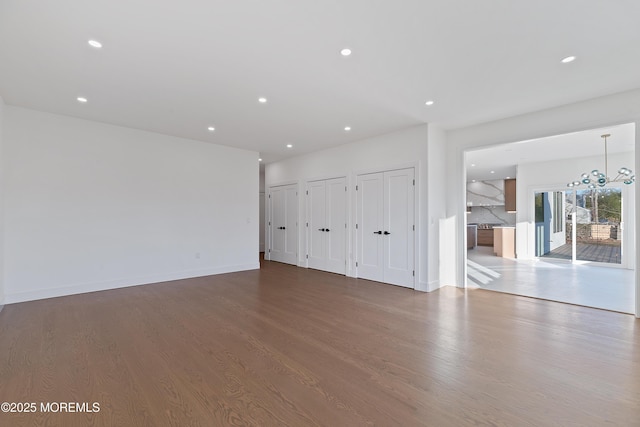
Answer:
[{"xmin": 567, "ymin": 134, "xmax": 634, "ymax": 188}]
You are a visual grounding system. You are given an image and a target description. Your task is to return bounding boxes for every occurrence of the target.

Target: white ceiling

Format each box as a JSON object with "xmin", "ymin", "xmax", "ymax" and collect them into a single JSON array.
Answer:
[
  {"xmin": 1, "ymin": 1, "xmax": 640, "ymax": 163},
  {"xmin": 466, "ymin": 123, "xmax": 636, "ymax": 182}
]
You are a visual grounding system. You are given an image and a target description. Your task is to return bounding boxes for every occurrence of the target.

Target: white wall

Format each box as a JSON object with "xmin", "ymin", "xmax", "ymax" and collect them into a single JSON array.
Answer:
[
  {"xmin": 445, "ymin": 88, "xmax": 640, "ymax": 317},
  {"xmin": 516, "ymin": 152, "xmax": 635, "ymax": 266},
  {"xmin": 427, "ymin": 125, "xmax": 447, "ymax": 291},
  {"xmin": 259, "ymin": 167, "xmax": 266, "ymax": 252},
  {"xmin": 266, "ymin": 124, "xmax": 440, "ymax": 291},
  {"xmin": 3, "ymin": 107, "xmax": 259, "ymax": 304},
  {"xmin": 0, "ymin": 96, "xmax": 4, "ymax": 309}
]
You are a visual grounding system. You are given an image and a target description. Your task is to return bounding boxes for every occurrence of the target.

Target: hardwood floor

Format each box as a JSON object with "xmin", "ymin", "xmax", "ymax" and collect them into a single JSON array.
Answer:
[{"xmin": 0, "ymin": 259, "xmax": 638, "ymax": 426}]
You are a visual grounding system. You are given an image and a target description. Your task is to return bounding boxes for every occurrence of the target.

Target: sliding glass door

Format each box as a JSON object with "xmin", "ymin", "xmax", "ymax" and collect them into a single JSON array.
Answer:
[
  {"xmin": 573, "ymin": 187, "xmax": 622, "ymax": 265},
  {"xmin": 535, "ymin": 186, "xmax": 623, "ymax": 266}
]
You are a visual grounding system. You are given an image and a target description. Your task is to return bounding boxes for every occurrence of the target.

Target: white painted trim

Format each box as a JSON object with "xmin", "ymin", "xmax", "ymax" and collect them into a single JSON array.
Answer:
[
  {"xmin": 421, "ymin": 279, "xmax": 443, "ymax": 292},
  {"xmin": 4, "ymin": 263, "xmax": 259, "ymax": 305},
  {"xmin": 352, "ymin": 161, "xmax": 419, "ymax": 179}
]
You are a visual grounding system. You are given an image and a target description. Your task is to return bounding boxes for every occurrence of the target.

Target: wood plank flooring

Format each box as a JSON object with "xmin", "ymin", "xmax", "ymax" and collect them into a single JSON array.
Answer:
[{"xmin": 1, "ymin": 259, "xmax": 639, "ymax": 426}]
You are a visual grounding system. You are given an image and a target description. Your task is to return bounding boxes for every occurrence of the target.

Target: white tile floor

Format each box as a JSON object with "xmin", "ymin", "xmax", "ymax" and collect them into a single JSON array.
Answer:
[{"xmin": 467, "ymin": 246, "xmax": 636, "ymax": 314}]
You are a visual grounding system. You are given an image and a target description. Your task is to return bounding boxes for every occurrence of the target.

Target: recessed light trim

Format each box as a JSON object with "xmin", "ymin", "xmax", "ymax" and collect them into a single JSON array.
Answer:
[
  {"xmin": 425, "ymin": 100, "xmax": 434, "ymax": 106},
  {"xmin": 561, "ymin": 55, "xmax": 576, "ymax": 64},
  {"xmin": 286, "ymin": 144, "xmax": 293, "ymax": 148},
  {"xmin": 77, "ymin": 97, "xmax": 88, "ymax": 103},
  {"xmin": 344, "ymin": 126, "xmax": 351, "ymax": 131},
  {"xmin": 340, "ymin": 48, "xmax": 352, "ymax": 56},
  {"xmin": 258, "ymin": 97, "xmax": 267, "ymax": 103},
  {"xmin": 207, "ymin": 126, "xmax": 215, "ymax": 132},
  {"xmin": 88, "ymin": 39, "xmax": 102, "ymax": 49},
  {"xmin": 490, "ymin": 170, "xmax": 495, "ymax": 174}
]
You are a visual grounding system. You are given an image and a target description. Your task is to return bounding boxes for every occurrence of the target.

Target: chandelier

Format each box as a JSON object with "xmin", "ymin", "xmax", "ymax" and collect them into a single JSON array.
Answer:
[{"xmin": 567, "ymin": 133, "xmax": 634, "ymax": 189}]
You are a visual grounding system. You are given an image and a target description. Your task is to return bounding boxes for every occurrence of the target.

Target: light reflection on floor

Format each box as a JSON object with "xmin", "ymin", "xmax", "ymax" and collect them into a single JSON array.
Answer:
[{"xmin": 467, "ymin": 246, "xmax": 635, "ymax": 314}]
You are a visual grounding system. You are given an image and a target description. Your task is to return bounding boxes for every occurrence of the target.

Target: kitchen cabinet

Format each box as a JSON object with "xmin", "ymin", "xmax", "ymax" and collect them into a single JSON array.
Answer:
[
  {"xmin": 477, "ymin": 229, "xmax": 494, "ymax": 246},
  {"xmin": 504, "ymin": 179, "xmax": 516, "ymax": 212}
]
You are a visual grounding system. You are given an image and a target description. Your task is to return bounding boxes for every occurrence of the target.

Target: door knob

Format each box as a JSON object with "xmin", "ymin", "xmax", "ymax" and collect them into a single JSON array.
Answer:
[
  {"xmin": 373, "ymin": 231, "xmax": 382, "ymax": 235},
  {"xmin": 325, "ymin": 228, "xmax": 330, "ymax": 232},
  {"xmin": 318, "ymin": 228, "xmax": 325, "ymax": 232},
  {"xmin": 383, "ymin": 231, "xmax": 391, "ymax": 235}
]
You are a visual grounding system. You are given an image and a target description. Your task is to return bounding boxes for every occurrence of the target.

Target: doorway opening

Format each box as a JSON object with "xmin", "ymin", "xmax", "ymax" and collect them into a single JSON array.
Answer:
[{"xmin": 464, "ymin": 123, "xmax": 635, "ymax": 313}]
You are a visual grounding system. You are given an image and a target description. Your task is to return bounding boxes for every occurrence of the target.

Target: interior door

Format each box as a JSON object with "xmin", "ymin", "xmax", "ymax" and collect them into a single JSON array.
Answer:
[
  {"xmin": 383, "ymin": 168, "xmax": 415, "ymax": 287},
  {"xmin": 325, "ymin": 178, "xmax": 346, "ymax": 274},
  {"xmin": 269, "ymin": 184, "xmax": 298, "ymax": 265},
  {"xmin": 307, "ymin": 177, "xmax": 346, "ymax": 274},
  {"xmin": 357, "ymin": 173, "xmax": 384, "ymax": 282},
  {"xmin": 307, "ymin": 180, "xmax": 326, "ymax": 270}
]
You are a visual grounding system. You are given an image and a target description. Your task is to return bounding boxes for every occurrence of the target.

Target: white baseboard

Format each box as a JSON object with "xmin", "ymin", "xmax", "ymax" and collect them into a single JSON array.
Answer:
[
  {"xmin": 416, "ymin": 280, "xmax": 443, "ymax": 292},
  {"xmin": 427, "ymin": 279, "xmax": 443, "ymax": 292},
  {"xmin": 4, "ymin": 263, "xmax": 260, "ymax": 305}
]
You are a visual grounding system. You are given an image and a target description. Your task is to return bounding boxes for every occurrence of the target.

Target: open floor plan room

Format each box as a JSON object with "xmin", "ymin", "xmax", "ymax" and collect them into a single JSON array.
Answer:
[{"xmin": 1, "ymin": 260, "xmax": 638, "ymax": 426}]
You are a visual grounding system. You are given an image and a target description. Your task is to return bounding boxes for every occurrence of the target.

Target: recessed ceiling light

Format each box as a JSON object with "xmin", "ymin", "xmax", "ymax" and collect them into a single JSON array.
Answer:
[
  {"xmin": 340, "ymin": 48, "xmax": 352, "ymax": 56},
  {"xmin": 77, "ymin": 97, "xmax": 88, "ymax": 103},
  {"xmin": 490, "ymin": 170, "xmax": 495, "ymax": 174},
  {"xmin": 506, "ymin": 176, "xmax": 511, "ymax": 179},
  {"xmin": 425, "ymin": 100, "xmax": 434, "ymax": 106},
  {"xmin": 471, "ymin": 164, "xmax": 476, "ymax": 167},
  {"xmin": 472, "ymin": 180, "xmax": 476, "ymax": 183},
  {"xmin": 258, "ymin": 158, "xmax": 262, "ymax": 162},
  {"xmin": 207, "ymin": 126, "xmax": 215, "ymax": 132},
  {"xmin": 88, "ymin": 39, "xmax": 102, "ymax": 49},
  {"xmin": 561, "ymin": 56, "xmax": 576, "ymax": 64},
  {"xmin": 258, "ymin": 97, "xmax": 267, "ymax": 103},
  {"xmin": 344, "ymin": 126, "xmax": 351, "ymax": 131},
  {"xmin": 286, "ymin": 144, "xmax": 293, "ymax": 148}
]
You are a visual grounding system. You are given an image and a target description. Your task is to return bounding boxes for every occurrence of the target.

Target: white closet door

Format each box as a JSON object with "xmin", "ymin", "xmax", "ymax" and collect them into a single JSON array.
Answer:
[
  {"xmin": 283, "ymin": 185, "xmax": 299, "ymax": 265},
  {"xmin": 269, "ymin": 184, "xmax": 298, "ymax": 265},
  {"xmin": 357, "ymin": 173, "xmax": 384, "ymax": 282},
  {"xmin": 270, "ymin": 187, "xmax": 286, "ymax": 262},
  {"xmin": 325, "ymin": 177, "xmax": 346, "ymax": 274},
  {"xmin": 307, "ymin": 180, "xmax": 326, "ymax": 270},
  {"xmin": 383, "ymin": 168, "xmax": 415, "ymax": 288}
]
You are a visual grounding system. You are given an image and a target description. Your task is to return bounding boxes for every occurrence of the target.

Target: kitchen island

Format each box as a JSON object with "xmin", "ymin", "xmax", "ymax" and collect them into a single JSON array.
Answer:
[{"xmin": 493, "ymin": 226, "xmax": 515, "ymax": 258}]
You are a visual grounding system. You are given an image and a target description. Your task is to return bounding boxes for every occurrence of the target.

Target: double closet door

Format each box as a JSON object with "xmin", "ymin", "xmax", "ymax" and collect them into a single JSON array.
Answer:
[
  {"xmin": 307, "ymin": 178, "xmax": 347, "ymax": 275},
  {"xmin": 269, "ymin": 184, "xmax": 298, "ymax": 265},
  {"xmin": 357, "ymin": 168, "xmax": 415, "ymax": 288}
]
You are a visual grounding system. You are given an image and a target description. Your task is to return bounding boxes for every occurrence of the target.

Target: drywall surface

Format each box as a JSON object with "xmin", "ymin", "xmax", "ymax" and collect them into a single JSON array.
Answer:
[{"xmin": 3, "ymin": 107, "xmax": 259, "ymax": 303}]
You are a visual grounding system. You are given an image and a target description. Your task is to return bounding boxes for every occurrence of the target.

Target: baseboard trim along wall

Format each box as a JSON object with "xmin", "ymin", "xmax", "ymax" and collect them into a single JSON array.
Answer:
[
  {"xmin": 423, "ymin": 280, "xmax": 442, "ymax": 292},
  {"xmin": 4, "ymin": 263, "xmax": 260, "ymax": 305}
]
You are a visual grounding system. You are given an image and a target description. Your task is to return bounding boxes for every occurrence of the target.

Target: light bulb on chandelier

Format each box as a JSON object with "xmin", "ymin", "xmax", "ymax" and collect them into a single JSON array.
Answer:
[{"xmin": 567, "ymin": 134, "xmax": 634, "ymax": 188}]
